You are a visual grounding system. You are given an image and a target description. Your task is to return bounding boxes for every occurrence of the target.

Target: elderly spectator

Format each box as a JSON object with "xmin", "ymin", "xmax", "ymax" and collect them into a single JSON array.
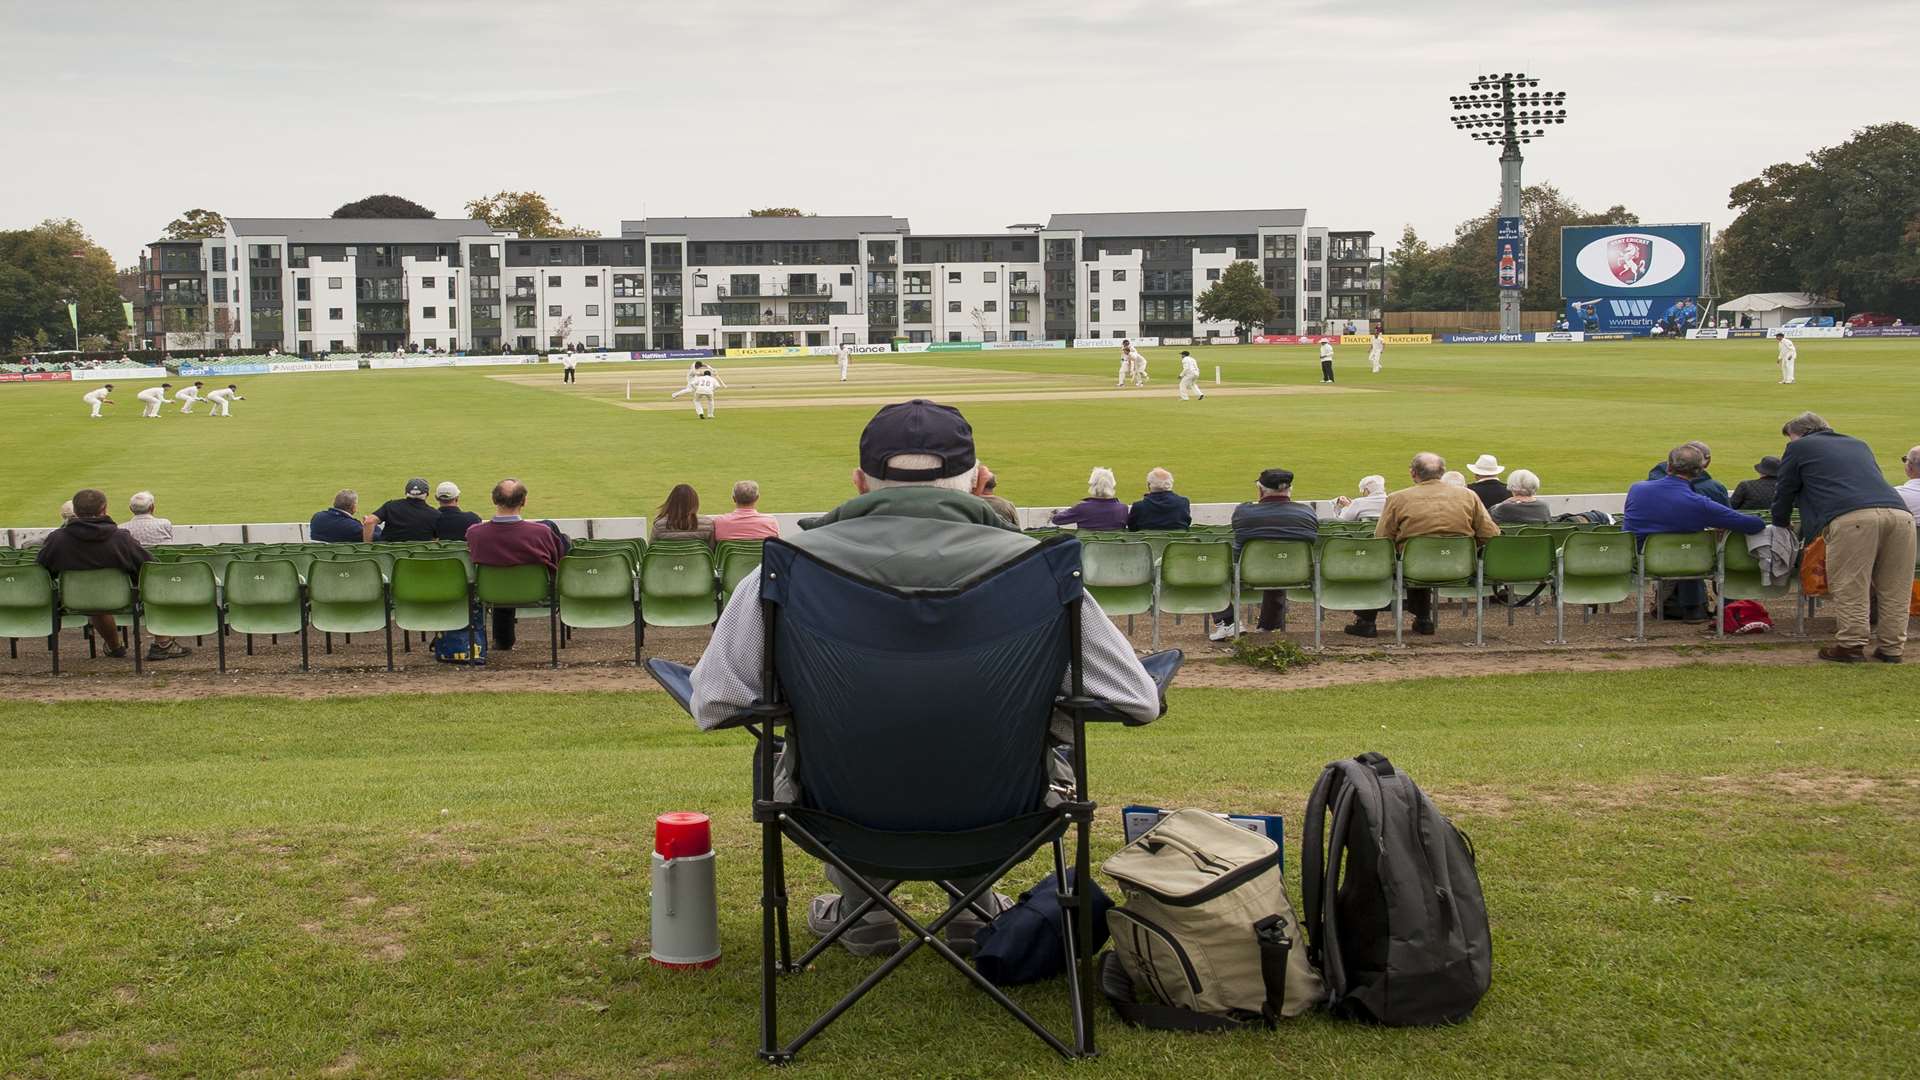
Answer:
[
  {"xmin": 1128, "ymin": 467, "xmax": 1192, "ymax": 531},
  {"xmin": 121, "ymin": 491, "xmax": 175, "ymax": 547},
  {"xmin": 465, "ymin": 479, "xmax": 570, "ymax": 652},
  {"xmin": 972, "ymin": 464, "xmax": 1020, "ymax": 528},
  {"xmin": 36, "ymin": 488, "xmax": 188, "ymax": 661},
  {"xmin": 691, "ymin": 399, "xmax": 1159, "ymax": 959},
  {"xmin": 1440, "ymin": 470, "xmax": 1467, "ymax": 487},
  {"xmin": 365, "ymin": 478, "xmax": 439, "ymax": 542},
  {"xmin": 1625, "ymin": 444, "xmax": 1766, "ymax": 622},
  {"xmin": 59, "ymin": 500, "xmax": 76, "ymax": 525},
  {"xmin": 310, "ymin": 489, "xmax": 367, "ymax": 543},
  {"xmin": 1893, "ymin": 446, "xmax": 1920, "ymax": 518},
  {"xmin": 1771, "ymin": 412, "xmax": 1916, "ymax": 663},
  {"xmin": 1333, "ymin": 474, "xmax": 1388, "ymax": 521},
  {"xmin": 432, "ymin": 481, "xmax": 481, "ymax": 541},
  {"xmin": 1211, "ymin": 468, "xmax": 1322, "ymax": 639},
  {"xmin": 652, "ymin": 484, "xmax": 716, "ymax": 545},
  {"xmin": 1647, "ymin": 441, "xmax": 1731, "ymax": 505},
  {"xmin": 1464, "ymin": 454, "xmax": 1511, "ymax": 509},
  {"xmin": 1050, "ymin": 467, "xmax": 1130, "ymax": 530},
  {"xmin": 1491, "ymin": 470, "xmax": 1551, "ymax": 525},
  {"xmin": 1731, "ymin": 456, "xmax": 1781, "ymax": 512},
  {"xmin": 713, "ymin": 480, "xmax": 782, "ymax": 541},
  {"xmin": 1346, "ymin": 453, "xmax": 1500, "ymax": 638}
]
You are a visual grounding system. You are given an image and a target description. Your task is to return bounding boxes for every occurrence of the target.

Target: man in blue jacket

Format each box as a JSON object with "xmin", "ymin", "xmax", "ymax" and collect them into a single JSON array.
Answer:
[
  {"xmin": 310, "ymin": 489, "xmax": 374, "ymax": 543},
  {"xmin": 1625, "ymin": 445, "xmax": 1766, "ymax": 622},
  {"xmin": 1771, "ymin": 411, "xmax": 1916, "ymax": 663},
  {"xmin": 1127, "ymin": 467, "xmax": 1192, "ymax": 531}
]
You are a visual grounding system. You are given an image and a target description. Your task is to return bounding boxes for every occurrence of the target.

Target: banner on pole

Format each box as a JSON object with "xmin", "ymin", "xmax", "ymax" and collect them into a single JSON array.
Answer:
[{"xmin": 1496, "ymin": 217, "xmax": 1526, "ymax": 289}]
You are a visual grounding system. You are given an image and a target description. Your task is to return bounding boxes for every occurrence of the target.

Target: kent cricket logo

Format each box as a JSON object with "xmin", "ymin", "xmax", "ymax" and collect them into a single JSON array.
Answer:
[{"xmin": 1574, "ymin": 232, "xmax": 1687, "ymax": 290}]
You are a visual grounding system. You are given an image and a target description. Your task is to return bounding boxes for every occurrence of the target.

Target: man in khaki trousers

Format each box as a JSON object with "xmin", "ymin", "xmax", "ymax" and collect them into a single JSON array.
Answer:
[{"xmin": 1772, "ymin": 412, "xmax": 1917, "ymax": 663}]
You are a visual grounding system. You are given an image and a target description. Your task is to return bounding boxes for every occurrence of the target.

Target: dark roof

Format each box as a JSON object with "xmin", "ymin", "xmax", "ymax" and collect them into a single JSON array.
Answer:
[
  {"xmin": 223, "ymin": 218, "xmax": 498, "ymax": 243},
  {"xmin": 1045, "ymin": 209, "xmax": 1308, "ymax": 236},
  {"xmin": 620, "ymin": 215, "xmax": 910, "ymax": 241}
]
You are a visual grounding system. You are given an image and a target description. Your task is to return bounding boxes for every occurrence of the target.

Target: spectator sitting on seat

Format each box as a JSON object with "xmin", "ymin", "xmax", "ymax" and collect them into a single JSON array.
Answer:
[
  {"xmin": 432, "ymin": 481, "xmax": 481, "ymax": 540},
  {"xmin": 1346, "ymin": 453, "xmax": 1500, "ymax": 639},
  {"xmin": 1731, "ymin": 456, "xmax": 1780, "ymax": 512},
  {"xmin": 1333, "ymin": 474, "xmax": 1388, "ymax": 521},
  {"xmin": 1210, "ymin": 467, "xmax": 1322, "ymax": 640},
  {"xmin": 712, "ymin": 480, "xmax": 782, "ymax": 542},
  {"xmin": 465, "ymin": 478, "xmax": 570, "ymax": 652},
  {"xmin": 121, "ymin": 490, "xmax": 174, "ymax": 548},
  {"xmin": 365, "ymin": 478, "xmax": 439, "ymax": 542},
  {"xmin": 973, "ymin": 463, "xmax": 1020, "ymax": 528},
  {"xmin": 1441, "ymin": 470, "xmax": 1467, "ymax": 487},
  {"xmin": 1647, "ymin": 441, "xmax": 1730, "ymax": 505},
  {"xmin": 1899, "ymin": 446, "xmax": 1920, "ymax": 518},
  {"xmin": 311, "ymin": 489, "xmax": 369, "ymax": 543},
  {"xmin": 1127, "ymin": 467, "xmax": 1192, "ymax": 531},
  {"xmin": 59, "ymin": 500, "xmax": 76, "ymax": 525},
  {"xmin": 1625, "ymin": 443, "xmax": 1766, "ymax": 623},
  {"xmin": 36, "ymin": 488, "xmax": 189, "ymax": 661},
  {"xmin": 1491, "ymin": 470, "xmax": 1551, "ymax": 525},
  {"xmin": 652, "ymin": 484, "xmax": 716, "ymax": 545},
  {"xmin": 1771, "ymin": 412, "xmax": 1915, "ymax": 663},
  {"xmin": 1049, "ymin": 467, "xmax": 1129, "ymax": 530},
  {"xmin": 1465, "ymin": 454, "xmax": 1511, "ymax": 509},
  {"xmin": 689, "ymin": 398, "xmax": 1160, "ymax": 959}
]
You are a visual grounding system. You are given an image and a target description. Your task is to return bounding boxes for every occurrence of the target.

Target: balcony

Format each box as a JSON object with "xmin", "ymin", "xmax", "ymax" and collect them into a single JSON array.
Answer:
[
  {"xmin": 508, "ymin": 288, "xmax": 538, "ymax": 300},
  {"xmin": 868, "ymin": 281, "xmax": 897, "ymax": 295},
  {"xmin": 715, "ymin": 282, "xmax": 833, "ymax": 300},
  {"xmin": 651, "ymin": 286, "xmax": 683, "ymax": 298},
  {"xmin": 1008, "ymin": 280, "xmax": 1040, "ymax": 296},
  {"xmin": 471, "ymin": 288, "xmax": 500, "ymax": 301},
  {"xmin": 718, "ymin": 311, "xmax": 832, "ymax": 327},
  {"xmin": 162, "ymin": 291, "xmax": 206, "ymax": 306}
]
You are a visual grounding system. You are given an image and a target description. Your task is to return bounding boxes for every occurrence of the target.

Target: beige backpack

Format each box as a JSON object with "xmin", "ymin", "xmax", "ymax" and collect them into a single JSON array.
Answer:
[{"xmin": 1101, "ymin": 808, "xmax": 1325, "ymax": 1030}]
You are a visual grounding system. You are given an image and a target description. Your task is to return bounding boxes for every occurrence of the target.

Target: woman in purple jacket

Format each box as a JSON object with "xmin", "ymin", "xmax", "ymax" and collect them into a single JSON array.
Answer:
[{"xmin": 1050, "ymin": 466, "xmax": 1130, "ymax": 530}]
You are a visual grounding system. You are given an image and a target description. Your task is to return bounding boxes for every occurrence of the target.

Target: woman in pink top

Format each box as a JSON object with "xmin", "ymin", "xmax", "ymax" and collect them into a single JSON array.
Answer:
[{"xmin": 711, "ymin": 480, "xmax": 782, "ymax": 541}]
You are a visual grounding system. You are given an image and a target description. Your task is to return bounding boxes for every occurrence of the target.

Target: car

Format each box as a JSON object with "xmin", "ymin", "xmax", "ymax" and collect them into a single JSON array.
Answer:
[
  {"xmin": 1846, "ymin": 311, "xmax": 1900, "ymax": 327},
  {"xmin": 1779, "ymin": 316, "xmax": 1836, "ymax": 329}
]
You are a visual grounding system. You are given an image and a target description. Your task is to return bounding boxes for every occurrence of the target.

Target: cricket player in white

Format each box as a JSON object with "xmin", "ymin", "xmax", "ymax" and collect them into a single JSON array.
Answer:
[
  {"xmin": 174, "ymin": 381, "xmax": 204, "ymax": 413},
  {"xmin": 1369, "ymin": 331, "xmax": 1385, "ymax": 374},
  {"xmin": 82, "ymin": 385, "xmax": 114, "ymax": 418},
  {"xmin": 689, "ymin": 371, "xmax": 721, "ymax": 419},
  {"xmin": 1120, "ymin": 339, "xmax": 1147, "ymax": 387},
  {"xmin": 206, "ymin": 385, "xmax": 243, "ymax": 416},
  {"xmin": 1177, "ymin": 350, "xmax": 1204, "ymax": 401},
  {"xmin": 137, "ymin": 384, "xmax": 171, "ymax": 418},
  {"xmin": 1318, "ymin": 340, "xmax": 1336, "ymax": 383},
  {"xmin": 561, "ymin": 353, "xmax": 579, "ymax": 384},
  {"xmin": 836, "ymin": 342, "xmax": 851, "ymax": 382},
  {"xmin": 671, "ymin": 360, "xmax": 713, "ymax": 399},
  {"xmin": 1776, "ymin": 332, "xmax": 1796, "ymax": 384}
]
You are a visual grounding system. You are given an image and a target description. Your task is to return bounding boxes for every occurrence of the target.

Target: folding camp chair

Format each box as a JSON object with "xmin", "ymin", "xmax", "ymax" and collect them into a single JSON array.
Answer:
[{"xmin": 647, "ymin": 535, "xmax": 1181, "ymax": 1065}]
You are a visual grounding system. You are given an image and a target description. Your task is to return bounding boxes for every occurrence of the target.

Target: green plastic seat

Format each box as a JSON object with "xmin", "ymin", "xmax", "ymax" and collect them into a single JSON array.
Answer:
[
  {"xmin": 307, "ymin": 557, "xmax": 392, "ymax": 669},
  {"xmin": 475, "ymin": 562, "xmax": 557, "ymax": 667},
  {"xmin": 1720, "ymin": 534, "xmax": 1800, "ymax": 635},
  {"xmin": 394, "ymin": 555, "xmax": 476, "ymax": 637},
  {"xmin": 717, "ymin": 544, "xmax": 764, "ymax": 606},
  {"xmin": 1234, "ymin": 539, "xmax": 1317, "ymax": 645},
  {"xmin": 1080, "ymin": 538, "xmax": 1155, "ymax": 640},
  {"xmin": 1398, "ymin": 535, "xmax": 1479, "ymax": 645},
  {"xmin": 1480, "ymin": 534, "xmax": 1559, "ymax": 643},
  {"xmin": 0, "ymin": 563, "xmax": 59, "ymax": 672},
  {"xmin": 58, "ymin": 568, "xmax": 142, "ymax": 670},
  {"xmin": 641, "ymin": 548, "xmax": 719, "ymax": 627},
  {"xmin": 1638, "ymin": 531, "xmax": 1717, "ymax": 640},
  {"xmin": 1314, "ymin": 537, "xmax": 1396, "ymax": 642},
  {"xmin": 558, "ymin": 553, "xmax": 643, "ymax": 663},
  {"xmin": 224, "ymin": 559, "xmax": 308, "ymax": 670},
  {"xmin": 140, "ymin": 561, "xmax": 225, "ymax": 670},
  {"xmin": 1157, "ymin": 539, "xmax": 1233, "ymax": 644},
  {"xmin": 1559, "ymin": 531, "xmax": 1636, "ymax": 627}
]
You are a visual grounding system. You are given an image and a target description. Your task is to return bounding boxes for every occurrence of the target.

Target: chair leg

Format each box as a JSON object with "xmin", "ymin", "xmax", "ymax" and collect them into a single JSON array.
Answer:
[
  {"xmin": 216, "ymin": 614, "xmax": 226, "ymax": 674},
  {"xmin": 132, "ymin": 611, "xmax": 143, "ymax": 674},
  {"xmin": 384, "ymin": 621, "xmax": 394, "ymax": 672},
  {"xmin": 1393, "ymin": 566, "xmax": 1404, "ymax": 648},
  {"xmin": 758, "ymin": 817, "xmax": 787, "ymax": 1065},
  {"xmin": 246, "ymin": 632, "xmax": 254, "ymax": 656},
  {"xmin": 631, "ymin": 611, "xmax": 644, "ymax": 665},
  {"xmin": 325, "ymin": 631, "xmax": 333, "ymax": 655},
  {"xmin": 50, "ymin": 625, "xmax": 59, "ymax": 675},
  {"xmin": 300, "ymin": 621, "xmax": 310, "ymax": 672},
  {"xmin": 548, "ymin": 605, "xmax": 559, "ymax": 669}
]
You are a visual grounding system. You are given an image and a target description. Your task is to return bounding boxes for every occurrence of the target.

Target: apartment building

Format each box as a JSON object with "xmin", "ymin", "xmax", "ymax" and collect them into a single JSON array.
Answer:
[{"xmin": 142, "ymin": 210, "xmax": 1378, "ymax": 353}]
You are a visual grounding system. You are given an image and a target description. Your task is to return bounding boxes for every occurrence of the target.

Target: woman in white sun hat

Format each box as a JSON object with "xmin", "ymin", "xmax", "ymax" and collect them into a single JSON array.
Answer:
[{"xmin": 1465, "ymin": 453, "xmax": 1511, "ymax": 510}]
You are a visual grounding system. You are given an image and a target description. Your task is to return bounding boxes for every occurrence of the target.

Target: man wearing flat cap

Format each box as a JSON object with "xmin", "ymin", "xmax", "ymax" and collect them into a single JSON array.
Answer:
[
  {"xmin": 688, "ymin": 399, "xmax": 1161, "ymax": 959},
  {"xmin": 1209, "ymin": 468, "xmax": 1322, "ymax": 640}
]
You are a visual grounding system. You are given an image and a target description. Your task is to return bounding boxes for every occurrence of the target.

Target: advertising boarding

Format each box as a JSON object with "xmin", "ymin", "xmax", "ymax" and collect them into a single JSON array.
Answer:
[
  {"xmin": 1561, "ymin": 223, "xmax": 1709, "ymax": 299},
  {"xmin": 1496, "ymin": 216, "xmax": 1526, "ymax": 289}
]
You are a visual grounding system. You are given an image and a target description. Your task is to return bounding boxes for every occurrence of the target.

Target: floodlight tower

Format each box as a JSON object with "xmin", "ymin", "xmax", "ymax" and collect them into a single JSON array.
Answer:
[{"xmin": 1450, "ymin": 73, "xmax": 1568, "ymax": 334}]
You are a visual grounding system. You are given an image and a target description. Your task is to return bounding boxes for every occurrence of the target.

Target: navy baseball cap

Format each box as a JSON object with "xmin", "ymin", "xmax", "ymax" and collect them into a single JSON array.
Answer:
[{"xmin": 859, "ymin": 399, "xmax": 977, "ymax": 481}]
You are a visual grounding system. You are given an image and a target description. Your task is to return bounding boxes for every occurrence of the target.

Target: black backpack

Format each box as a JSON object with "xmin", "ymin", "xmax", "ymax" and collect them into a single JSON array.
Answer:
[{"xmin": 1301, "ymin": 753, "xmax": 1490, "ymax": 1026}]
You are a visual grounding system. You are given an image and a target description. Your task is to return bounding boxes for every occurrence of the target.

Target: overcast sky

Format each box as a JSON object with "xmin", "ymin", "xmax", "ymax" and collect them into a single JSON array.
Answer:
[{"xmin": 3, "ymin": 0, "xmax": 1914, "ymax": 264}]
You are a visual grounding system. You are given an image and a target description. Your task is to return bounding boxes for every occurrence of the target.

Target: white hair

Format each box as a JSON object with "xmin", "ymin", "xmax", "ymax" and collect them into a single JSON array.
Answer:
[
  {"xmin": 862, "ymin": 452, "xmax": 978, "ymax": 493},
  {"xmin": 59, "ymin": 500, "xmax": 76, "ymax": 523},
  {"xmin": 1087, "ymin": 467, "xmax": 1117, "ymax": 499},
  {"xmin": 129, "ymin": 491, "xmax": 156, "ymax": 515},
  {"xmin": 1441, "ymin": 471, "xmax": 1467, "ymax": 487},
  {"xmin": 1507, "ymin": 469, "xmax": 1541, "ymax": 496},
  {"xmin": 1146, "ymin": 467, "xmax": 1174, "ymax": 493},
  {"xmin": 1357, "ymin": 474, "xmax": 1386, "ymax": 496}
]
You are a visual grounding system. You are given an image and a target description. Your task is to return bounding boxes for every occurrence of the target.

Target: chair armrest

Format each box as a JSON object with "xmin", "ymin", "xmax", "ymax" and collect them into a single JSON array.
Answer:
[
  {"xmin": 643, "ymin": 658, "xmax": 696, "ymax": 714},
  {"xmin": 1139, "ymin": 649, "xmax": 1183, "ymax": 694},
  {"xmin": 1056, "ymin": 695, "xmax": 1144, "ymax": 725}
]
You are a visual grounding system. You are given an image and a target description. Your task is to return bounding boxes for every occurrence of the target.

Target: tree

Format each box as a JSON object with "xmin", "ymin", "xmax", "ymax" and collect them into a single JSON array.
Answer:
[
  {"xmin": 1719, "ymin": 123, "xmax": 1920, "ymax": 317},
  {"xmin": 1383, "ymin": 185, "xmax": 1637, "ymax": 311},
  {"xmin": 332, "ymin": 194, "xmax": 436, "ymax": 219},
  {"xmin": 1195, "ymin": 260, "xmax": 1278, "ymax": 338},
  {"xmin": 161, "ymin": 208, "xmax": 227, "ymax": 240},
  {"xmin": 0, "ymin": 218, "xmax": 125, "ymax": 352},
  {"xmin": 464, "ymin": 191, "xmax": 596, "ymax": 237},
  {"xmin": 748, "ymin": 207, "xmax": 809, "ymax": 217}
]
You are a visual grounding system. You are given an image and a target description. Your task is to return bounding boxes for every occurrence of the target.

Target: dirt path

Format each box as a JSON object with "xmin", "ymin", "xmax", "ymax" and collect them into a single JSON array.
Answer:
[{"xmin": 609, "ymin": 384, "xmax": 1372, "ymax": 411}]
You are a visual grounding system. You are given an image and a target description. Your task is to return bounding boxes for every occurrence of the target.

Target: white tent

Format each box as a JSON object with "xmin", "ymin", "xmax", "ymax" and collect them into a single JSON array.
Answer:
[{"xmin": 1719, "ymin": 292, "xmax": 1842, "ymax": 329}]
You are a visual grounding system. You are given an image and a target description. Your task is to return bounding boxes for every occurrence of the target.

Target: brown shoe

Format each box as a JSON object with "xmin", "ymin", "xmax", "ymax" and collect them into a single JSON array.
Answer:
[
  {"xmin": 1871, "ymin": 650, "xmax": 1903, "ymax": 664},
  {"xmin": 1818, "ymin": 645, "xmax": 1866, "ymax": 663}
]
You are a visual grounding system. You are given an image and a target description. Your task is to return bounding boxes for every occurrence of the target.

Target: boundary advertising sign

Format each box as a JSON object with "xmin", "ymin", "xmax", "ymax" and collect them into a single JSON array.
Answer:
[
  {"xmin": 1560, "ymin": 223, "xmax": 1709, "ymax": 299},
  {"xmin": 1496, "ymin": 216, "xmax": 1526, "ymax": 289}
]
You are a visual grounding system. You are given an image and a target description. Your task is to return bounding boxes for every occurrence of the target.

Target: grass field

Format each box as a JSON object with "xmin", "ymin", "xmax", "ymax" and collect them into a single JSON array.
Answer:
[
  {"xmin": 6, "ymin": 338, "xmax": 1919, "ymax": 526},
  {"xmin": 3, "ymin": 669, "xmax": 1917, "ymax": 1078}
]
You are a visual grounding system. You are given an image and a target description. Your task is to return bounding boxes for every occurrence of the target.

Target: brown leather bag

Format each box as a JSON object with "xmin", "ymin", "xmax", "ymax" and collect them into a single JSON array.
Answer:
[{"xmin": 1799, "ymin": 535, "xmax": 1828, "ymax": 597}]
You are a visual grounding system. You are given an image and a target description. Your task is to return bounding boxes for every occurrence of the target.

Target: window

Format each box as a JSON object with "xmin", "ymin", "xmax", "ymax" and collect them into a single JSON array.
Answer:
[
  {"xmin": 330, "ymin": 339, "xmax": 345, "ymax": 352},
  {"xmin": 1207, "ymin": 268, "xmax": 1221, "ymax": 281},
  {"xmin": 1112, "ymin": 270, "xmax": 1127, "ymax": 282},
  {"xmin": 694, "ymin": 333, "xmax": 710, "ymax": 347},
  {"xmin": 983, "ymin": 271, "xmax": 997, "ymax": 283},
  {"xmin": 1112, "ymin": 299, "xmax": 1126, "ymax": 312},
  {"xmin": 295, "ymin": 279, "xmax": 310, "ymax": 301},
  {"xmin": 548, "ymin": 275, "xmax": 561, "ymax": 288},
  {"xmin": 297, "ymin": 309, "xmax": 312, "ymax": 331},
  {"xmin": 1307, "ymin": 236, "xmax": 1323, "ymax": 261},
  {"xmin": 547, "ymin": 304, "xmax": 562, "ymax": 317},
  {"xmin": 517, "ymin": 245, "xmax": 531, "ymax": 257},
  {"xmin": 908, "ymin": 330, "xmax": 930, "ymax": 343},
  {"xmin": 547, "ymin": 246, "xmax": 563, "ymax": 264},
  {"xmin": 948, "ymin": 271, "xmax": 962, "ymax": 284},
  {"xmin": 515, "ymin": 306, "xmax": 536, "ymax": 328},
  {"xmin": 1089, "ymin": 270, "xmax": 1100, "ymax": 292},
  {"xmin": 585, "ymin": 304, "xmax": 599, "ymax": 317},
  {"xmin": 1010, "ymin": 300, "xmax": 1029, "ymax": 322},
  {"xmin": 422, "ymin": 276, "xmax": 435, "ymax": 289},
  {"xmin": 613, "ymin": 274, "xmax": 643, "ymax": 297},
  {"xmin": 586, "ymin": 334, "xmax": 600, "ymax": 347},
  {"xmin": 1307, "ymin": 267, "xmax": 1323, "ymax": 291},
  {"xmin": 448, "ymin": 277, "xmax": 457, "ymax": 298},
  {"xmin": 212, "ymin": 279, "xmax": 228, "ymax": 303},
  {"xmin": 471, "ymin": 303, "xmax": 501, "ymax": 321},
  {"xmin": 1090, "ymin": 299, "xmax": 1101, "ymax": 322},
  {"xmin": 839, "ymin": 273, "xmax": 852, "ymax": 286},
  {"xmin": 983, "ymin": 300, "xmax": 997, "ymax": 312},
  {"xmin": 1012, "ymin": 330, "xmax": 1028, "ymax": 341},
  {"xmin": 614, "ymin": 303, "xmax": 645, "ymax": 326},
  {"xmin": 584, "ymin": 274, "xmax": 599, "ymax": 287},
  {"xmin": 251, "ymin": 276, "xmax": 281, "ymax": 300},
  {"xmin": 424, "ymin": 338, "xmax": 437, "ymax": 350},
  {"xmin": 984, "ymin": 331, "xmax": 998, "ymax": 342},
  {"xmin": 904, "ymin": 300, "xmax": 932, "ymax": 323},
  {"xmin": 583, "ymin": 244, "xmax": 599, "ymax": 264},
  {"xmin": 328, "ymin": 277, "xmax": 343, "ymax": 289},
  {"xmin": 615, "ymin": 333, "xmax": 645, "ymax": 348},
  {"xmin": 371, "ymin": 245, "xmax": 391, "ymax": 268},
  {"xmin": 948, "ymin": 300, "xmax": 962, "ymax": 313},
  {"xmin": 513, "ymin": 276, "xmax": 536, "ymax": 298},
  {"xmin": 328, "ymin": 307, "xmax": 343, "ymax": 320},
  {"xmin": 903, "ymin": 271, "xmax": 931, "ymax": 294},
  {"xmin": 549, "ymin": 335, "xmax": 565, "ymax": 348},
  {"xmin": 211, "ymin": 248, "xmax": 226, "ymax": 272}
]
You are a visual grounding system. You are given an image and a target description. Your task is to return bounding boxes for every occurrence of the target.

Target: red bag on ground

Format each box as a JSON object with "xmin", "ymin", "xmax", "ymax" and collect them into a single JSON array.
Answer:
[{"xmin": 1722, "ymin": 600, "xmax": 1773, "ymax": 634}]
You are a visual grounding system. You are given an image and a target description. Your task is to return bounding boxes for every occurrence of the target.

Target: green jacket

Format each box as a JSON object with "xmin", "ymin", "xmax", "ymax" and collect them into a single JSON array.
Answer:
[{"xmin": 789, "ymin": 485, "xmax": 1033, "ymax": 591}]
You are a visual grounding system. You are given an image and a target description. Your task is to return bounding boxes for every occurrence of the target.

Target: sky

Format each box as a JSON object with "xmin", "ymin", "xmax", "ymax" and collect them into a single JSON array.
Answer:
[{"xmin": 2, "ymin": 0, "xmax": 1915, "ymax": 265}]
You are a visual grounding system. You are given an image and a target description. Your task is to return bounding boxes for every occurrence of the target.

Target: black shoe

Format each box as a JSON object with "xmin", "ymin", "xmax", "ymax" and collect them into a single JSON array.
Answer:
[
  {"xmin": 1871, "ymin": 650, "xmax": 1903, "ymax": 664},
  {"xmin": 145, "ymin": 642, "xmax": 191, "ymax": 661},
  {"xmin": 1342, "ymin": 622, "xmax": 1377, "ymax": 639},
  {"xmin": 1413, "ymin": 620, "xmax": 1436, "ymax": 636}
]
